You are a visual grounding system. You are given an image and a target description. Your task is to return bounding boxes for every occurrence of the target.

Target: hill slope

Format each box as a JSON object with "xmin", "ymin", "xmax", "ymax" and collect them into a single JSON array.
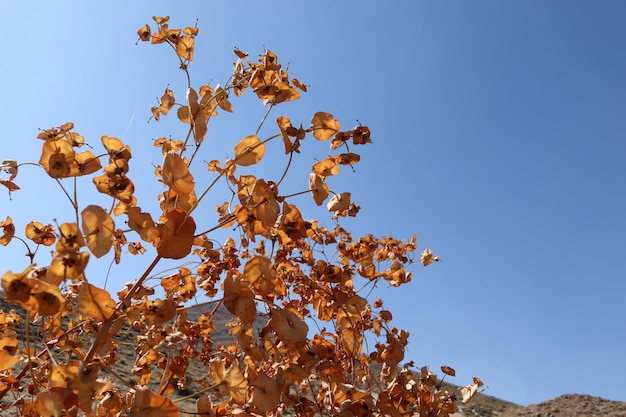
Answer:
[{"xmin": 1, "ymin": 294, "xmax": 624, "ymax": 416}]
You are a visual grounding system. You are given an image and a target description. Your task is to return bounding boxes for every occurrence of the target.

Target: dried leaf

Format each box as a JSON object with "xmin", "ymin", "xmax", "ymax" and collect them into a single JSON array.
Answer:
[
  {"xmin": 32, "ymin": 280, "xmax": 66, "ymax": 316},
  {"xmin": 441, "ymin": 366, "xmax": 456, "ymax": 377},
  {"xmin": 234, "ymin": 135, "xmax": 266, "ymax": 166},
  {"xmin": 81, "ymin": 205, "xmax": 115, "ymax": 258},
  {"xmin": 277, "ymin": 116, "xmax": 297, "ymax": 153},
  {"xmin": 0, "ymin": 179, "xmax": 19, "ymax": 192},
  {"xmin": 159, "ymin": 88, "xmax": 175, "ymax": 115},
  {"xmin": 0, "ymin": 160, "xmax": 18, "ymax": 180},
  {"xmin": 74, "ymin": 150, "xmax": 102, "ymax": 176},
  {"xmin": 46, "ymin": 251, "xmax": 90, "ymax": 284},
  {"xmin": 137, "ymin": 24, "xmax": 151, "ymax": 42},
  {"xmin": 222, "ymin": 271, "xmax": 256, "ymax": 324},
  {"xmin": 420, "ymin": 248, "xmax": 439, "ymax": 266},
  {"xmin": 327, "ymin": 192, "xmax": 351, "ymax": 212},
  {"xmin": 312, "ymin": 157, "xmax": 339, "ymax": 178},
  {"xmin": 156, "ymin": 208, "xmax": 196, "ymax": 259},
  {"xmin": 292, "ymin": 78, "xmax": 308, "ymax": 92},
  {"xmin": 233, "ymin": 47, "xmax": 248, "ymax": 58},
  {"xmin": 161, "ymin": 153, "xmax": 195, "ymax": 195},
  {"xmin": 39, "ymin": 139, "xmax": 75, "ymax": 178},
  {"xmin": 311, "ymin": 112, "xmax": 340, "ymax": 141},
  {"xmin": 250, "ymin": 369, "xmax": 281, "ymax": 412},
  {"xmin": 77, "ymin": 282, "xmax": 117, "ymax": 321},
  {"xmin": 176, "ymin": 35, "xmax": 194, "ymax": 61},
  {"xmin": 56, "ymin": 222, "xmax": 85, "ymax": 254},
  {"xmin": 133, "ymin": 386, "xmax": 179, "ymax": 417},
  {"xmin": 334, "ymin": 153, "xmax": 361, "ymax": 165},
  {"xmin": 127, "ymin": 207, "xmax": 158, "ymax": 243},
  {"xmin": 0, "ymin": 337, "xmax": 19, "ymax": 371},
  {"xmin": 308, "ymin": 173, "xmax": 329, "ymax": 206},
  {"xmin": 268, "ymin": 307, "xmax": 308, "ymax": 344},
  {"xmin": 244, "ymin": 256, "xmax": 277, "ymax": 298},
  {"xmin": 0, "ymin": 216, "xmax": 15, "ymax": 246},
  {"xmin": 25, "ymin": 222, "xmax": 56, "ymax": 246}
]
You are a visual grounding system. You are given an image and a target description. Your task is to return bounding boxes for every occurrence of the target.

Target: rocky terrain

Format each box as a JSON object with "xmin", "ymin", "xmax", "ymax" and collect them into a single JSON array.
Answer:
[{"xmin": 1, "ymin": 293, "xmax": 625, "ymax": 416}]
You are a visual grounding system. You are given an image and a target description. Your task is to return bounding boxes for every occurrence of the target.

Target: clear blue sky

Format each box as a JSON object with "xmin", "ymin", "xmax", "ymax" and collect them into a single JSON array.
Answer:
[{"xmin": 1, "ymin": 0, "xmax": 624, "ymax": 407}]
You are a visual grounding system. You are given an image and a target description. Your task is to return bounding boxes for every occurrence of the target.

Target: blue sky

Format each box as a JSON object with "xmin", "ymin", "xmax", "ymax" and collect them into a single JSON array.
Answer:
[{"xmin": 1, "ymin": 0, "xmax": 625, "ymax": 407}]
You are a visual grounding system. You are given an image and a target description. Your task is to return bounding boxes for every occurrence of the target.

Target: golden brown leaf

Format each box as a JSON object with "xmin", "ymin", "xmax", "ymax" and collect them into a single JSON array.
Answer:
[
  {"xmin": 65, "ymin": 131, "xmax": 85, "ymax": 148},
  {"xmin": 101, "ymin": 136, "xmax": 131, "ymax": 161},
  {"xmin": 156, "ymin": 208, "xmax": 196, "ymax": 259},
  {"xmin": 81, "ymin": 205, "xmax": 115, "ymax": 258},
  {"xmin": 0, "ymin": 216, "xmax": 14, "ymax": 246},
  {"xmin": 154, "ymin": 137, "xmax": 184, "ymax": 155},
  {"xmin": 308, "ymin": 173, "xmax": 329, "ymax": 206},
  {"xmin": 152, "ymin": 16, "xmax": 169, "ymax": 24},
  {"xmin": 292, "ymin": 78, "xmax": 308, "ymax": 92},
  {"xmin": 311, "ymin": 112, "xmax": 340, "ymax": 141},
  {"xmin": 234, "ymin": 135, "xmax": 266, "ymax": 166},
  {"xmin": 161, "ymin": 267, "xmax": 196, "ymax": 302},
  {"xmin": 133, "ymin": 386, "xmax": 179, "ymax": 417},
  {"xmin": 183, "ymin": 26, "xmax": 199, "ymax": 36},
  {"xmin": 250, "ymin": 368, "xmax": 281, "ymax": 412},
  {"xmin": 0, "ymin": 159, "xmax": 18, "ymax": 181},
  {"xmin": 277, "ymin": 116, "xmax": 298, "ymax": 153},
  {"xmin": 32, "ymin": 279, "xmax": 66, "ymax": 316},
  {"xmin": 0, "ymin": 179, "xmax": 19, "ymax": 192},
  {"xmin": 77, "ymin": 282, "xmax": 116, "ymax": 321},
  {"xmin": 334, "ymin": 152, "xmax": 361, "ymax": 165},
  {"xmin": 93, "ymin": 173, "xmax": 135, "ymax": 202},
  {"xmin": 25, "ymin": 221, "xmax": 56, "ymax": 246},
  {"xmin": 214, "ymin": 85, "xmax": 232, "ymax": 112},
  {"xmin": 222, "ymin": 271, "xmax": 256, "ymax": 324},
  {"xmin": 1, "ymin": 268, "xmax": 35, "ymax": 306},
  {"xmin": 312, "ymin": 156, "xmax": 339, "ymax": 177},
  {"xmin": 127, "ymin": 207, "xmax": 158, "ymax": 243},
  {"xmin": 159, "ymin": 88, "xmax": 175, "ymax": 115},
  {"xmin": 211, "ymin": 360, "xmax": 247, "ymax": 403},
  {"xmin": 461, "ymin": 383, "xmax": 479, "ymax": 404},
  {"xmin": 34, "ymin": 388, "xmax": 79, "ymax": 417},
  {"xmin": 46, "ymin": 251, "xmax": 90, "ymax": 284},
  {"xmin": 39, "ymin": 139, "xmax": 75, "ymax": 178},
  {"xmin": 441, "ymin": 366, "xmax": 456, "ymax": 377},
  {"xmin": 161, "ymin": 153, "xmax": 195, "ymax": 195},
  {"xmin": 327, "ymin": 192, "xmax": 351, "ymax": 212},
  {"xmin": 137, "ymin": 24, "xmax": 151, "ymax": 42},
  {"xmin": 268, "ymin": 307, "xmax": 308, "ymax": 344},
  {"xmin": 142, "ymin": 298, "xmax": 177, "ymax": 326},
  {"xmin": 0, "ymin": 337, "xmax": 19, "ymax": 371},
  {"xmin": 176, "ymin": 35, "xmax": 194, "ymax": 61},
  {"xmin": 182, "ymin": 87, "xmax": 208, "ymax": 143},
  {"xmin": 166, "ymin": 28, "xmax": 181, "ymax": 43},
  {"xmin": 233, "ymin": 47, "xmax": 248, "ymax": 58},
  {"xmin": 151, "ymin": 23, "xmax": 169, "ymax": 44},
  {"xmin": 56, "ymin": 222, "xmax": 85, "ymax": 254},
  {"xmin": 73, "ymin": 150, "xmax": 102, "ymax": 176},
  {"xmin": 420, "ymin": 248, "xmax": 439, "ymax": 266},
  {"xmin": 352, "ymin": 125, "xmax": 372, "ymax": 145},
  {"xmin": 244, "ymin": 256, "xmax": 277, "ymax": 298}
]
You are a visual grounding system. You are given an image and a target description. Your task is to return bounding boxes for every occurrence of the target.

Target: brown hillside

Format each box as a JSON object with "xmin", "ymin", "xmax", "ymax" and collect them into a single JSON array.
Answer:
[{"xmin": 1, "ymin": 293, "xmax": 625, "ymax": 416}]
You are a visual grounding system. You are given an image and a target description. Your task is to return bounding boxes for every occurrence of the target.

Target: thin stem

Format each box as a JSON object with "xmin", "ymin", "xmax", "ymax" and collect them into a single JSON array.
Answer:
[
  {"xmin": 83, "ymin": 254, "xmax": 163, "ymax": 365},
  {"xmin": 54, "ymin": 178, "xmax": 76, "ymax": 210},
  {"xmin": 255, "ymin": 104, "xmax": 274, "ymax": 136},
  {"xmin": 276, "ymin": 150, "xmax": 293, "ymax": 187}
]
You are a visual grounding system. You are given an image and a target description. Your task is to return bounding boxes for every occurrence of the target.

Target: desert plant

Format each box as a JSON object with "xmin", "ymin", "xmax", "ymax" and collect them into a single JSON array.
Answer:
[{"xmin": 0, "ymin": 16, "xmax": 481, "ymax": 417}]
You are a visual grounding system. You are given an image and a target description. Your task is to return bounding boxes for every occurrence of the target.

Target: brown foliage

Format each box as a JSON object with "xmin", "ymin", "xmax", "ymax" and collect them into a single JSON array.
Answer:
[{"xmin": 0, "ymin": 16, "xmax": 476, "ymax": 417}]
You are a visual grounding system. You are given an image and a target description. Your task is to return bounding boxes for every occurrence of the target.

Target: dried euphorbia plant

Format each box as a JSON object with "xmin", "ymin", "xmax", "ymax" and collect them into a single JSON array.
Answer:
[{"xmin": 0, "ymin": 16, "xmax": 480, "ymax": 417}]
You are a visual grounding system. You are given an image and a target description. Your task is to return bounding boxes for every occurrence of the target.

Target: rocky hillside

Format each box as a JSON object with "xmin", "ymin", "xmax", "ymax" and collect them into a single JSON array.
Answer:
[{"xmin": 1, "ymin": 293, "xmax": 625, "ymax": 416}]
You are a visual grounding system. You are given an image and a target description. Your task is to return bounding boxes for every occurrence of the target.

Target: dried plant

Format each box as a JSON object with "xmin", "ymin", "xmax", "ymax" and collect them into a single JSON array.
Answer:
[{"xmin": 0, "ymin": 16, "xmax": 480, "ymax": 417}]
